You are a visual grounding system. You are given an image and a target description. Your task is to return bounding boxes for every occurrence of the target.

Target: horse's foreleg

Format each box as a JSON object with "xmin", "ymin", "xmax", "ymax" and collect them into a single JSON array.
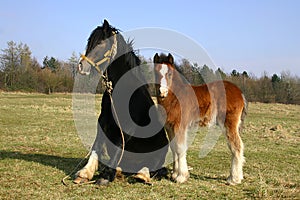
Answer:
[
  {"xmin": 74, "ymin": 150, "xmax": 98, "ymax": 184},
  {"xmin": 74, "ymin": 122, "xmax": 105, "ymax": 184}
]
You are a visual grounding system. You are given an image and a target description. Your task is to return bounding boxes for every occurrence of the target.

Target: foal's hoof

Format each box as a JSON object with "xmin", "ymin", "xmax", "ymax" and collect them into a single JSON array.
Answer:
[
  {"xmin": 226, "ymin": 176, "xmax": 242, "ymax": 185},
  {"xmin": 171, "ymin": 172, "xmax": 178, "ymax": 181},
  {"xmin": 175, "ymin": 174, "xmax": 190, "ymax": 183},
  {"xmin": 175, "ymin": 175, "xmax": 189, "ymax": 183}
]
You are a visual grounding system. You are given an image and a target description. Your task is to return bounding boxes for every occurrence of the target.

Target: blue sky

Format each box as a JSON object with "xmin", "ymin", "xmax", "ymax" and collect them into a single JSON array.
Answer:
[{"xmin": 1, "ymin": 0, "xmax": 299, "ymax": 76}]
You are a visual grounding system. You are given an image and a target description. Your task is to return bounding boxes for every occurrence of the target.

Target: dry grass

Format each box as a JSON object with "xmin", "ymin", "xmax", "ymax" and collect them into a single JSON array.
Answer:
[{"xmin": 0, "ymin": 92, "xmax": 299, "ymax": 199}]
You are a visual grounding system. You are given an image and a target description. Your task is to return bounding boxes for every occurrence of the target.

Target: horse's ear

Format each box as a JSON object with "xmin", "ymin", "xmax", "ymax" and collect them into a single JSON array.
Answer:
[
  {"xmin": 103, "ymin": 19, "xmax": 109, "ymax": 30},
  {"xmin": 168, "ymin": 53, "xmax": 174, "ymax": 64},
  {"xmin": 154, "ymin": 53, "xmax": 160, "ymax": 63}
]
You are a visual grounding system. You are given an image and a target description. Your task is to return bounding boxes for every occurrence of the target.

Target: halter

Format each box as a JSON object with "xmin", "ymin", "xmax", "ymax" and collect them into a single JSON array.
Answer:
[{"xmin": 80, "ymin": 32, "xmax": 118, "ymax": 73}]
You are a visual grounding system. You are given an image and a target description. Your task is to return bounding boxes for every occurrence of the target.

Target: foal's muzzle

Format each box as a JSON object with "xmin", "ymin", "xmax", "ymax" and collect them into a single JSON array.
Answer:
[{"xmin": 159, "ymin": 86, "xmax": 168, "ymax": 98}]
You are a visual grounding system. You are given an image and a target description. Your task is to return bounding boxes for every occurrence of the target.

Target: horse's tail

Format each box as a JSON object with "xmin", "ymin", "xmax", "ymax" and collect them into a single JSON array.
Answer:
[{"xmin": 239, "ymin": 94, "xmax": 248, "ymax": 133}]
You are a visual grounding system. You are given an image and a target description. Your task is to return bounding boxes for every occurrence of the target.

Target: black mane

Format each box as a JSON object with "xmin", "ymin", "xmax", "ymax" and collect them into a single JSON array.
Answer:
[
  {"xmin": 86, "ymin": 22, "xmax": 119, "ymax": 55},
  {"xmin": 86, "ymin": 20, "xmax": 142, "ymax": 85},
  {"xmin": 85, "ymin": 20, "xmax": 140, "ymax": 67}
]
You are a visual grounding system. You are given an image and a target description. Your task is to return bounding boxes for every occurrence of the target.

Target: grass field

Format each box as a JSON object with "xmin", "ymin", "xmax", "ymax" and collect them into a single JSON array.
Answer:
[{"xmin": 0, "ymin": 92, "xmax": 299, "ymax": 199}]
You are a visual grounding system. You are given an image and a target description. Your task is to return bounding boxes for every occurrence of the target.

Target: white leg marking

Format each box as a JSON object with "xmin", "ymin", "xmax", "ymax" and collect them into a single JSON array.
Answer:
[
  {"xmin": 171, "ymin": 132, "xmax": 189, "ymax": 183},
  {"xmin": 76, "ymin": 150, "xmax": 99, "ymax": 180},
  {"xmin": 175, "ymin": 142, "xmax": 189, "ymax": 183},
  {"xmin": 227, "ymin": 119, "xmax": 245, "ymax": 185}
]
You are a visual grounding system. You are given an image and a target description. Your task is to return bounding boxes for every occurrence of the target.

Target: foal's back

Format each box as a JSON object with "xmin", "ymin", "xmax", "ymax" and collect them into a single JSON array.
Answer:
[{"xmin": 193, "ymin": 80, "xmax": 246, "ymax": 128}]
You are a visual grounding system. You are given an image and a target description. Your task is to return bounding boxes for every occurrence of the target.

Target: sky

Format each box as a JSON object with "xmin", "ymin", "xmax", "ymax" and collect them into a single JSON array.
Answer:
[{"xmin": 1, "ymin": 0, "xmax": 300, "ymax": 77}]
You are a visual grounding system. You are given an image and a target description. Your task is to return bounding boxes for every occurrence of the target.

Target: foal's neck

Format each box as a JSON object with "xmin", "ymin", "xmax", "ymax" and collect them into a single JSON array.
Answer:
[{"xmin": 171, "ymin": 71, "xmax": 189, "ymax": 92}]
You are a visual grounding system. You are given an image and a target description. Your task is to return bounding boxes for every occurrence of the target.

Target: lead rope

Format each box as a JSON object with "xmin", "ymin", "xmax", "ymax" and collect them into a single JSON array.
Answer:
[{"xmin": 102, "ymin": 71, "xmax": 125, "ymax": 167}]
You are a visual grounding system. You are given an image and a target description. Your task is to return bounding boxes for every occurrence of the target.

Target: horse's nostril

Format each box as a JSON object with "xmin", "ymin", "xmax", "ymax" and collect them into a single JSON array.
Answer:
[{"xmin": 78, "ymin": 63, "xmax": 81, "ymax": 71}]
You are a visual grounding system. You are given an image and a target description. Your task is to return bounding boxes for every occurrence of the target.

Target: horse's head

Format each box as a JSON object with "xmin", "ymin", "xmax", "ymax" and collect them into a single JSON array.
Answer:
[
  {"xmin": 78, "ymin": 20, "xmax": 118, "ymax": 75},
  {"xmin": 153, "ymin": 53, "xmax": 175, "ymax": 98}
]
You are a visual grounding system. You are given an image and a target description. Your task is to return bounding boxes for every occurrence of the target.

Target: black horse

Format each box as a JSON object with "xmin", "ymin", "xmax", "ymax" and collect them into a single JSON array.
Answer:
[{"xmin": 75, "ymin": 20, "xmax": 169, "ymax": 184}]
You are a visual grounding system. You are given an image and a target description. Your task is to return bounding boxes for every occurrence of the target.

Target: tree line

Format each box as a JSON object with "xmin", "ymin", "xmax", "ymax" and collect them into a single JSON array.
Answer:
[
  {"xmin": 173, "ymin": 59, "xmax": 300, "ymax": 104},
  {"xmin": 1, "ymin": 41, "xmax": 299, "ymax": 104}
]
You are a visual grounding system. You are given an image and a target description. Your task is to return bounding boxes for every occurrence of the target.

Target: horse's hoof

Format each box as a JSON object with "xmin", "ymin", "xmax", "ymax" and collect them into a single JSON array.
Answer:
[
  {"xmin": 151, "ymin": 167, "xmax": 169, "ymax": 179},
  {"xmin": 73, "ymin": 177, "xmax": 89, "ymax": 184},
  {"xmin": 134, "ymin": 167, "xmax": 152, "ymax": 185},
  {"xmin": 96, "ymin": 178, "xmax": 110, "ymax": 185}
]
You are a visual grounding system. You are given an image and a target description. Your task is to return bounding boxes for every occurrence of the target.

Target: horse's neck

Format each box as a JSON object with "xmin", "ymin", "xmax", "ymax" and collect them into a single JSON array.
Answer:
[
  {"xmin": 107, "ymin": 59, "xmax": 126, "ymax": 84},
  {"xmin": 107, "ymin": 37, "xmax": 132, "ymax": 83}
]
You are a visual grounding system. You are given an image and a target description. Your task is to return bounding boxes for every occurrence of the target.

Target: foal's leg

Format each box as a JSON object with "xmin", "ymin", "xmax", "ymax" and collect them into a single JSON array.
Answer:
[
  {"xmin": 174, "ymin": 130, "xmax": 189, "ymax": 183},
  {"xmin": 166, "ymin": 127, "xmax": 179, "ymax": 180},
  {"xmin": 225, "ymin": 120, "xmax": 245, "ymax": 185},
  {"xmin": 170, "ymin": 140, "xmax": 179, "ymax": 180}
]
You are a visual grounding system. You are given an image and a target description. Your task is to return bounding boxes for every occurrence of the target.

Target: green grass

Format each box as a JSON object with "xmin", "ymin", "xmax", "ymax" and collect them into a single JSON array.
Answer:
[{"xmin": 0, "ymin": 92, "xmax": 299, "ymax": 199}]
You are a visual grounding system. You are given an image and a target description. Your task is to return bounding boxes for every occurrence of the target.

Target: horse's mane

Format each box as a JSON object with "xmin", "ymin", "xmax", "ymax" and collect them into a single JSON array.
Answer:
[
  {"xmin": 86, "ymin": 23, "xmax": 119, "ymax": 55},
  {"xmin": 85, "ymin": 20, "xmax": 140, "ymax": 68},
  {"xmin": 86, "ymin": 20, "xmax": 146, "ymax": 85}
]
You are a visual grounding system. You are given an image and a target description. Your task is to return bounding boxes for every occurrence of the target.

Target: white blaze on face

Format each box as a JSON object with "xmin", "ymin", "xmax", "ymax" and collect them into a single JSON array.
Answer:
[{"xmin": 159, "ymin": 64, "xmax": 169, "ymax": 97}]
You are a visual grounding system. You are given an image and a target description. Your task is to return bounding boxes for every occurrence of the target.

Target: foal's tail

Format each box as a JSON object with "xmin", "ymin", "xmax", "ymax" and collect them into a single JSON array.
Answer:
[{"xmin": 239, "ymin": 94, "xmax": 248, "ymax": 133}]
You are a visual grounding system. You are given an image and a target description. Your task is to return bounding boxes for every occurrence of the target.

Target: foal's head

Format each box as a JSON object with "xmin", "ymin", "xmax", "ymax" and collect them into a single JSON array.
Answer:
[{"xmin": 153, "ymin": 53, "xmax": 175, "ymax": 98}]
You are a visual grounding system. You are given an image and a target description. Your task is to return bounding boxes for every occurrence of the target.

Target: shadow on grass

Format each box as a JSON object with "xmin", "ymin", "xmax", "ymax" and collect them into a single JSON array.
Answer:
[
  {"xmin": 190, "ymin": 173, "xmax": 227, "ymax": 182},
  {"xmin": 0, "ymin": 150, "xmax": 230, "ymax": 185},
  {"xmin": 0, "ymin": 150, "xmax": 170, "ymax": 183},
  {"xmin": 0, "ymin": 150, "xmax": 86, "ymax": 176}
]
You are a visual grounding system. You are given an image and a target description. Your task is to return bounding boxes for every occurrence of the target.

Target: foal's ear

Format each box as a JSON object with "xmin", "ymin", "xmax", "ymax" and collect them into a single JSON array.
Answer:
[
  {"xmin": 154, "ymin": 53, "xmax": 160, "ymax": 63},
  {"xmin": 167, "ymin": 53, "xmax": 174, "ymax": 64}
]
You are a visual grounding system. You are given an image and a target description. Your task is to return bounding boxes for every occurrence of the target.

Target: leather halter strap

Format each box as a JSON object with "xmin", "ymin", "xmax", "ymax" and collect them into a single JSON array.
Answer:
[{"xmin": 80, "ymin": 32, "xmax": 117, "ymax": 73}]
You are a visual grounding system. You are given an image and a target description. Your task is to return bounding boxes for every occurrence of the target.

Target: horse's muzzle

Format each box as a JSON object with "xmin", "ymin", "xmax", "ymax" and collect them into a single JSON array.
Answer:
[{"xmin": 78, "ymin": 63, "xmax": 91, "ymax": 75}]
